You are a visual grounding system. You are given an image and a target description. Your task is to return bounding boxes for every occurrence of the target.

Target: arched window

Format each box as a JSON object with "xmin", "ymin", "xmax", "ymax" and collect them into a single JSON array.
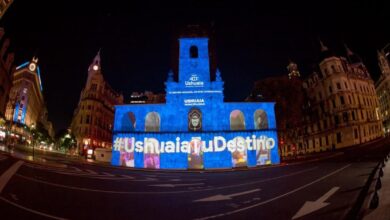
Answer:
[
  {"xmin": 145, "ymin": 112, "xmax": 160, "ymax": 132},
  {"xmin": 230, "ymin": 110, "xmax": 245, "ymax": 130},
  {"xmin": 254, "ymin": 110, "xmax": 268, "ymax": 129},
  {"xmin": 190, "ymin": 45, "xmax": 198, "ymax": 58},
  {"xmin": 188, "ymin": 108, "xmax": 202, "ymax": 131},
  {"xmin": 331, "ymin": 65, "xmax": 336, "ymax": 73},
  {"xmin": 121, "ymin": 112, "xmax": 136, "ymax": 131}
]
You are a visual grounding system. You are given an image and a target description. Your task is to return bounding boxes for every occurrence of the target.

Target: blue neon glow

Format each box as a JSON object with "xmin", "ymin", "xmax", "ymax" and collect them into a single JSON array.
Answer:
[
  {"xmin": 16, "ymin": 61, "xmax": 43, "ymax": 91},
  {"xmin": 13, "ymin": 102, "xmax": 19, "ymax": 122},
  {"xmin": 37, "ymin": 66, "xmax": 43, "ymax": 91},
  {"xmin": 15, "ymin": 62, "xmax": 29, "ymax": 70},
  {"xmin": 112, "ymin": 37, "xmax": 280, "ymax": 169},
  {"xmin": 21, "ymin": 102, "xmax": 27, "ymax": 124}
]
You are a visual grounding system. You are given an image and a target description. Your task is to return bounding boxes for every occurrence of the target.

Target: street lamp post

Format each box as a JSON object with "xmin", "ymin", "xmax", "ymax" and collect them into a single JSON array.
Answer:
[{"xmin": 31, "ymin": 123, "xmax": 36, "ymax": 160}]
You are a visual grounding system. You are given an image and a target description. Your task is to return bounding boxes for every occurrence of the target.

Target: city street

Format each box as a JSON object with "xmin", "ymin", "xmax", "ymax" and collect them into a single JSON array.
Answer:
[{"xmin": 0, "ymin": 138, "xmax": 389, "ymax": 220}]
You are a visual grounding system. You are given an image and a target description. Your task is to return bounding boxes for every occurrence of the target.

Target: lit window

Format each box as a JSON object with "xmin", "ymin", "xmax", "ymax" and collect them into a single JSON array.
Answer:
[{"xmin": 230, "ymin": 110, "xmax": 245, "ymax": 130}]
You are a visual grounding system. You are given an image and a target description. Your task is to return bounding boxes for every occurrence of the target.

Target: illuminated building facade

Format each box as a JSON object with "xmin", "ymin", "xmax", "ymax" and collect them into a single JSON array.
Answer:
[
  {"xmin": 70, "ymin": 51, "xmax": 124, "ymax": 154},
  {"xmin": 5, "ymin": 57, "xmax": 45, "ymax": 127},
  {"xmin": 375, "ymin": 49, "xmax": 390, "ymax": 134},
  {"xmin": 112, "ymin": 35, "xmax": 280, "ymax": 169},
  {"xmin": 299, "ymin": 43, "xmax": 383, "ymax": 155},
  {"xmin": 0, "ymin": 27, "xmax": 14, "ymax": 118},
  {"xmin": 0, "ymin": 0, "xmax": 13, "ymax": 20}
]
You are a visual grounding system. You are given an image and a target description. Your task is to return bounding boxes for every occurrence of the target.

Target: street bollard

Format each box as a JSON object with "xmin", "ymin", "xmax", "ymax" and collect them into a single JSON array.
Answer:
[
  {"xmin": 379, "ymin": 167, "xmax": 384, "ymax": 177},
  {"xmin": 370, "ymin": 191, "xmax": 379, "ymax": 209},
  {"xmin": 376, "ymin": 178, "xmax": 382, "ymax": 190}
]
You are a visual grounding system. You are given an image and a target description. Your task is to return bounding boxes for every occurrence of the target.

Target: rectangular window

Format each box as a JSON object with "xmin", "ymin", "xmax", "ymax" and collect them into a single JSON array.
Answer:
[
  {"xmin": 354, "ymin": 129, "xmax": 358, "ymax": 139},
  {"xmin": 345, "ymin": 82, "xmax": 348, "ymax": 89},
  {"xmin": 343, "ymin": 112, "xmax": 348, "ymax": 122},
  {"xmin": 332, "ymin": 99, "xmax": 336, "ymax": 108},
  {"xmin": 86, "ymin": 115, "xmax": 90, "ymax": 124},
  {"xmin": 337, "ymin": 83, "xmax": 341, "ymax": 90},
  {"xmin": 334, "ymin": 115, "xmax": 339, "ymax": 125},
  {"xmin": 337, "ymin": 132, "xmax": 342, "ymax": 143},
  {"xmin": 349, "ymin": 95, "xmax": 352, "ymax": 104},
  {"xmin": 340, "ymin": 96, "xmax": 345, "ymax": 105},
  {"xmin": 329, "ymin": 86, "xmax": 333, "ymax": 94},
  {"xmin": 326, "ymin": 136, "xmax": 329, "ymax": 145}
]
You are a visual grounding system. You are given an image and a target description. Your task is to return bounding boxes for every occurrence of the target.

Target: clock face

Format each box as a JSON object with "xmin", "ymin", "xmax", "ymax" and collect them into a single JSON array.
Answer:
[
  {"xmin": 28, "ymin": 63, "xmax": 36, "ymax": 71},
  {"xmin": 93, "ymin": 65, "xmax": 99, "ymax": 71}
]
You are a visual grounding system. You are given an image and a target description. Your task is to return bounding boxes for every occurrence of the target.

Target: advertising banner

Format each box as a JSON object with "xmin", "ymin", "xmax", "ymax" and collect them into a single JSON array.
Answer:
[{"xmin": 111, "ymin": 130, "xmax": 279, "ymax": 169}]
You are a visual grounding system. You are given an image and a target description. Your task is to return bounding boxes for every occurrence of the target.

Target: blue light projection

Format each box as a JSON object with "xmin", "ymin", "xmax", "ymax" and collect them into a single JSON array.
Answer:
[
  {"xmin": 37, "ymin": 67, "xmax": 43, "ymax": 91},
  {"xmin": 112, "ymin": 37, "xmax": 280, "ymax": 169}
]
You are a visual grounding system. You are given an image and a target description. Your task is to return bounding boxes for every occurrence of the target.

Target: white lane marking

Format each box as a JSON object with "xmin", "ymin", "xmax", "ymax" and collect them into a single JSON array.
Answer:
[
  {"xmin": 196, "ymin": 164, "xmax": 351, "ymax": 220},
  {"xmin": 0, "ymin": 161, "xmax": 24, "ymax": 193},
  {"xmin": 132, "ymin": 177, "xmax": 158, "ymax": 182},
  {"xmin": 12, "ymin": 166, "xmax": 319, "ymax": 195},
  {"xmin": 84, "ymin": 169, "xmax": 98, "ymax": 175},
  {"xmin": 292, "ymin": 186, "xmax": 340, "ymax": 219},
  {"xmin": 194, "ymin": 189, "xmax": 260, "ymax": 202},
  {"xmin": 0, "ymin": 196, "xmax": 68, "ymax": 220},
  {"xmin": 150, "ymin": 183, "xmax": 204, "ymax": 188},
  {"xmin": 70, "ymin": 166, "xmax": 82, "ymax": 172},
  {"xmin": 120, "ymin": 175, "xmax": 135, "ymax": 179},
  {"xmin": 101, "ymin": 172, "xmax": 115, "ymax": 177}
]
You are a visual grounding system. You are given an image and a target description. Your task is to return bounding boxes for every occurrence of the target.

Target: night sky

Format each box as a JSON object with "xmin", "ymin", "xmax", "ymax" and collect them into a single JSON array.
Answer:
[{"xmin": 0, "ymin": 0, "xmax": 389, "ymax": 133}]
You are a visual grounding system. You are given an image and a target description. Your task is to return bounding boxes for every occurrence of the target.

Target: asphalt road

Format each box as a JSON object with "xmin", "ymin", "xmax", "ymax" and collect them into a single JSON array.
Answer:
[{"xmin": 0, "ymin": 137, "xmax": 389, "ymax": 220}]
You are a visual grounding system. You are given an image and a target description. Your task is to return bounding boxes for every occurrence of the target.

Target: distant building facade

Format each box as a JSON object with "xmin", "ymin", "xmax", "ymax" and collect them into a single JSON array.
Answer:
[
  {"xmin": 5, "ymin": 57, "xmax": 45, "ymax": 127},
  {"xmin": 0, "ymin": 27, "xmax": 14, "ymax": 118},
  {"xmin": 250, "ymin": 43, "xmax": 383, "ymax": 157},
  {"xmin": 375, "ymin": 49, "xmax": 390, "ymax": 134},
  {"xmin": 70, "ymin": 51, "xmax": 123, "ymax": 154},
  {"xmin": 248, "ymin": 61, "xmax": 306, "ymax": 157},
  {"xmin": 300, "ymin": 43, "xmax": 382, "ymax": 154}
]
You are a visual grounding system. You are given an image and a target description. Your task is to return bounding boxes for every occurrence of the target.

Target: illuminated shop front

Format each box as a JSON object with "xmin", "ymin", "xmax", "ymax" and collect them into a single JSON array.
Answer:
[{"xmin": 112, "ymin": 36, "xmax": 280, "ymax": 169}]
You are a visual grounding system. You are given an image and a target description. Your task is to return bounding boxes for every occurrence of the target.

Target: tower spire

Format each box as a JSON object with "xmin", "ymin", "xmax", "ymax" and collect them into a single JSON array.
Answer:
[
  {"xmin": 89, "ymin": 49, "xmax": 101, "ymax": 72},
  {"xmin": 344, "ymin": 44, "xmax": 354, "ymax": 56},
  {"xmin": 378, "ymin": 49, "xmax": 390, "ymax": 76},
  {"xmin": 319, "ymin": 39, "xmax": 328, "ymax": 52}
]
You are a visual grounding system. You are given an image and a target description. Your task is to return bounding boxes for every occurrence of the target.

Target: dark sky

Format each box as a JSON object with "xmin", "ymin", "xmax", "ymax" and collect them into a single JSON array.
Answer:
[{"xmin": 0, "ymin": 0, "xmax": 389, "ymax": 133}]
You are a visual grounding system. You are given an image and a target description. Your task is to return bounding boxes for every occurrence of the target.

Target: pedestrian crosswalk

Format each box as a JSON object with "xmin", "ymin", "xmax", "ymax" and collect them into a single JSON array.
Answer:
[{"xmin": 22, "ymin": 163, "xmax": 141, "ymax": 180}]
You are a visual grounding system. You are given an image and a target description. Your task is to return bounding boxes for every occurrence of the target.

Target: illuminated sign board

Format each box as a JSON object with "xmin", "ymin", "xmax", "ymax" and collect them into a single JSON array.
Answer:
[
  {"xmin": 185, "ymin": 74, "xmax": 204, "ymax": 87},
  {"xmin": 112, "ymin": 131, "xmax": 279, "ymax": 169},
  {"xmin": 184, "ymin": 98, "xmax": 205, "ymax": 106}
]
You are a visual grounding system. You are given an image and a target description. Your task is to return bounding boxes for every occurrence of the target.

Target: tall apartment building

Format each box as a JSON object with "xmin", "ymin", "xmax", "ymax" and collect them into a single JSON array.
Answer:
[
  {"xmin": 70, "ymin": 51, "xmax": 123, "ymax": 154},
  {"xmin": 375, "ymin": 48, "xmax": 390, "ymax": 134},
  {"xmin": 6, "ymin": 57, "xmax": 45, "ymax": 127},
  {"xmin": 300, "ymin": 43, "xmax": 382, "ymax": 154},
  {"xmin": 0, "ymin": 27, "xmax": 14, "ymax": 118}
]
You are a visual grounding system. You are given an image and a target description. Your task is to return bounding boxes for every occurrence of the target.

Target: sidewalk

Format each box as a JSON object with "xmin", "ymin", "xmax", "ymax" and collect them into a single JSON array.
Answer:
[{"xmin": 363, "ymin": 156, "xmax": 390, "ymax": 219}]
